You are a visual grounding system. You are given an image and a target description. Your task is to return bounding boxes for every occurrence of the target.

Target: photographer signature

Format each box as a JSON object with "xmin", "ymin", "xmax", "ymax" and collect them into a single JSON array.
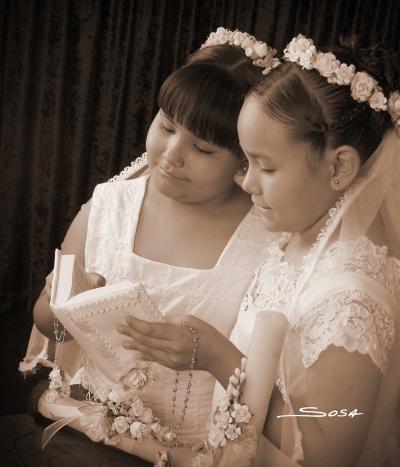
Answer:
[{"xmin": 277, "ymin": 407, "xmax": 364, "ymax": 419}]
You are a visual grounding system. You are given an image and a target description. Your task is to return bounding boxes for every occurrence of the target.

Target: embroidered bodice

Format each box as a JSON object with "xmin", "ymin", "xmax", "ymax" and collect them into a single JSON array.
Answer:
[
  {"xmin": 80, "ymin": 175, "xmax": 268, "ymax": 444},
  {"xmin": 231, "ymin": 232, "xmax": 399, "ymax": 463},
  {"xmin": 249, "ymin": 234, "xmax": 397, "ymax": 371}
]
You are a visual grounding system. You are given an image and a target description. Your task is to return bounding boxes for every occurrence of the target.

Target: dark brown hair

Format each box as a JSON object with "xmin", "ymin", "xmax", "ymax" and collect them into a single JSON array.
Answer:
[
  {"xmin": 251, "ymin": 37, "xmax": 400, "ymax": 164},
  {"xmin": 158, "ymin": 44, "xmax": 262, "ymax": 158}
]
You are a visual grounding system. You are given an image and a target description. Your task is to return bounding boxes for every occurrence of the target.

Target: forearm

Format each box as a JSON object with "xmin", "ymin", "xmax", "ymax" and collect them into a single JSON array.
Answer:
[{"xmin": 207, "ymin": 332, "xmax": 244, "ymax": 388}]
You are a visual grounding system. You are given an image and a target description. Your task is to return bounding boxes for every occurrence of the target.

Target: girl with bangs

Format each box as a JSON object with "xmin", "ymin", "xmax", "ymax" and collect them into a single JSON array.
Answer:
[{"xmin": 19, "ymin": 33, "xmax": 272, "ymax": 464}]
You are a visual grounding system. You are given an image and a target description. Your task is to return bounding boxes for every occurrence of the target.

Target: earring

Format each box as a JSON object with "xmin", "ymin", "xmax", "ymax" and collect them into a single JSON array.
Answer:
[{"xmin": 334, "ymin": 179, "xmax": 340, "ymax": 186}]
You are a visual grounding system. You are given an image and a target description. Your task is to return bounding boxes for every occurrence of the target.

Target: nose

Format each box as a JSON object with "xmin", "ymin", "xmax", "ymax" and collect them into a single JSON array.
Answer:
[
  {"xmin": 163, "ymin": 136, "xmax": 184, "ymax": 168},
  {"xmin": 241, "ymin": 164, "xmax": 261, "ymax": 195}
]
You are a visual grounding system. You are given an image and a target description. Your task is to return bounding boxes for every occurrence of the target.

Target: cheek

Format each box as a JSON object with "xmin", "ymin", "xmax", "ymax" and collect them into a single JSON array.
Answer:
[{"xmin": 146, "ymin": 125, "xmax": 164, "ymax": 162}]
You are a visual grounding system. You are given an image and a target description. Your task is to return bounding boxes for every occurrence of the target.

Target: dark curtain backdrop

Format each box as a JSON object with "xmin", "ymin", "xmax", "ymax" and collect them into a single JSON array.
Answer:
[{"xmin": 1, "ymin": 0, "xmax": 400, "ymax": 414}]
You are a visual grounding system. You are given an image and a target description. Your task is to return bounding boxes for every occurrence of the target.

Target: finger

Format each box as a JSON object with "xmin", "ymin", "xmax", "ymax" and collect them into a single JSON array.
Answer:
[
  {"xmin": 122, "ymin": 340, "xmax": 169, "ymax": 366},
  {"xmin": 124, "ymin": 315, "xmax": 173, "ymax": 340},
  {"xmin": 117, "ymin": 325, "xmax": 169, "ymax": 352},
  {"xmin": 89, "ymin": 273, "xmax": 106, "ymax": 287}
]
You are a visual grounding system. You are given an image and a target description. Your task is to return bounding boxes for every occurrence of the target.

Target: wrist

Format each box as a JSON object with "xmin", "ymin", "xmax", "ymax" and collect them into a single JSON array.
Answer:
[{"xmin": 208, "ymin": 331, "xmax": 244, "ymax": 387}]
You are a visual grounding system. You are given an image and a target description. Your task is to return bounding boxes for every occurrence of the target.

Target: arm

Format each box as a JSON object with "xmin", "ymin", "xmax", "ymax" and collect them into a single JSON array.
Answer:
[
  {"xmin": 33, "ymin": 200, "xmax": 91, "ymax": 339},
  {"xmin": 262, "ymin": 291, "xmax": 390, "ymax": 467},
  {"xmin": 117, "ymin": 314, "xmax": 244, "ymax": 388},
  {"xmin": 33, "ymin": 159, "xmax": 148, "ymax": 340},
  {"xmin": 291, "ymin": 346, "xmax": 381, "ymax": 467}
]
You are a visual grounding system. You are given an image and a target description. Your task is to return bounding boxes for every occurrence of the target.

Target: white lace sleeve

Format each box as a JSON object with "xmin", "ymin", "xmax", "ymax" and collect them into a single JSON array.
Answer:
[
  {"xmin": 296, "ymin": 289, "xmax": 396, "ymax": 373},
  {"xmin": 108, "ymin": 153, "xmax": 148, "ymax": 182}
]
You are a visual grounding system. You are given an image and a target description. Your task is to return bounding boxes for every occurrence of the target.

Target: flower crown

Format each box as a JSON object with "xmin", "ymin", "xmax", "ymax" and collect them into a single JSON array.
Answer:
[
  {"xmin": 202, "ymin": 29, "xmax": 400, "ymax": 129},
  {"xmin": 201, "ymin": 26, "xmax": 280, "ymax": 74},
  {"xmin": 283, "ymin": 34, "xmax": 400, "ymax": 128}
]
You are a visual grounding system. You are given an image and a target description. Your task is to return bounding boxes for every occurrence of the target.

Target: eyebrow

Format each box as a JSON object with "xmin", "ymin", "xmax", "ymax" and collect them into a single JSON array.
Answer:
[
  {"xmin": 160, "ymin": 110, "xmax": 173, "ymax": 121},
  {"xmin": 245, "ymin": 150, "xmax": 273, "ymax": 161}
]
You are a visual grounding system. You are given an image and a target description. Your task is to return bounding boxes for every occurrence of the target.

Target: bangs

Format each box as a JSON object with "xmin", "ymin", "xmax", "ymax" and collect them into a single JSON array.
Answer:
[{"xmin": 158, "ymin": 64, "xmax": 244, "ymax": 156}]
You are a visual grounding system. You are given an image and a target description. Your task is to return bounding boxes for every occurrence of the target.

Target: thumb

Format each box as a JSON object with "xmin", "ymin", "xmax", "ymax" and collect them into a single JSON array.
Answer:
[{"xmin": 88, "ymin": 272, "xmax": 106, "ymax": 287}]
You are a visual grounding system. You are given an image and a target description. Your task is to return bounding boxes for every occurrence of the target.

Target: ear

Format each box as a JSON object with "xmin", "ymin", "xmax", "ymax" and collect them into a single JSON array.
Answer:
[{"xmin": 328, "ymin": 145, "xmax": 361, "ymax": 191}]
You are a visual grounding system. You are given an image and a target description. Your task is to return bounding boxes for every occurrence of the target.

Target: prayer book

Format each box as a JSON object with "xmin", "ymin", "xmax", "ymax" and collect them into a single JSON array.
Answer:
[{"xmin": 50, "ymin": 249, "xmax": 165, "ymax": 380}]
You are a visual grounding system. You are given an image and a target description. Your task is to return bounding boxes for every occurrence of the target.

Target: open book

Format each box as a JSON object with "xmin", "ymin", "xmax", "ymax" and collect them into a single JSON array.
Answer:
[{"xmin": 50, "ymin": 249, "xmax": 165, "ymax": 383}]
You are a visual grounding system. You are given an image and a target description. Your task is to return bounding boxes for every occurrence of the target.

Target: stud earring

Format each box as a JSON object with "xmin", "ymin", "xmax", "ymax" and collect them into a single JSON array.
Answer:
[{"xmin": 334, "ymin": 179, "xmax": 340, "ymax": 186}]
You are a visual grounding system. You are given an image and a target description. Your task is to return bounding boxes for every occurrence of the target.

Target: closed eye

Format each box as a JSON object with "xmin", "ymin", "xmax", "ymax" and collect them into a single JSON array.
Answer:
[
  {"xmin": 194, "ymin": 144, "xmax": 214, "ymax": 154},
  {"xmin": 261, "ymin": 168, "xmax": 275, "ymax": 173},
  {"xmin": 160, "ymin": 122, "xmax": 175, "ymax": 133}
]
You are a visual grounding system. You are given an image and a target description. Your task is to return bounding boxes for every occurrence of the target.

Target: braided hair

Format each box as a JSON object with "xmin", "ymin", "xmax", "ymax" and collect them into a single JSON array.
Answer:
[{"xmin": 251, "ymin": 36, "xmax": 400, "ymax": 164}]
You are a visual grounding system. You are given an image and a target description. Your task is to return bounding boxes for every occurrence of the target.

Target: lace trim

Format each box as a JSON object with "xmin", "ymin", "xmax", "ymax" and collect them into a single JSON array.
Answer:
[
  {"xmin": 315, "ymin": 237, "xmax": 400, "ymax": 303},
  {"xmin": 276, "ymin": 367, "xmax": 304, "ymax": 462},
  {"xmin": 18, "ymin": 349, "xmax": 55, "ymax": 374},
  {"xmin": 108, "ymin": 153, "xmax": 148, "ymax": 182},
  {"xmin": 296, "ymin": 289, "xmax": 396, "ymax": 372}
]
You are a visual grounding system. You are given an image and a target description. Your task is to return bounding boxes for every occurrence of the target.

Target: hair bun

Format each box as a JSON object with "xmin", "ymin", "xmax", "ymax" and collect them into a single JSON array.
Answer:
[{"xmin": 358, "ymin": 44, "xmax": 400, "ymax": 94}]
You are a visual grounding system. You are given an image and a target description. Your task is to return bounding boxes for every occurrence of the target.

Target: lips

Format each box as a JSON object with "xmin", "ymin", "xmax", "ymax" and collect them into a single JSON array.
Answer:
[
  {"xmin": 252, "ymin": 198, "xmax": 271, "ymax": 211},
  {"xmin": 158, "ymin": 165, "xmax": 186, "ymax": 180}
]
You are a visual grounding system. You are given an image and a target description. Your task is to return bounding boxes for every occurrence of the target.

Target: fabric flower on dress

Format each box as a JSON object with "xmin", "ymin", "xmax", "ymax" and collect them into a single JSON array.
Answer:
[
  {"xmin": 231, "ymin": 403, "xmax": 252, "ymax": 424},
  {"xmin": 208, "ymin": 425, "xmax": 227, "ymax": 448},
  {"xmin": 129, "ymin": 420, "xmax": 145, "ymax": 440},
  {"xmin": 225, "ymin": 423, "xmax": 242, "ymax": 441},
  {"xmin": 214, "ymin": 411, "xmax": 232, "ymax": 429},
  {"xmin": 121, "ymin": 369, "xmax": 148, "ymax": 389},
  {"xmin": 112, "ymin": 416, "xmax": 131, "ymax": 434}
]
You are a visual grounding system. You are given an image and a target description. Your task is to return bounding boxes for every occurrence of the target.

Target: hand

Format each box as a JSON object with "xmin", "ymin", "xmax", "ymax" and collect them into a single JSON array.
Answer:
[
  {"xmin": 88, "ymin": 272, "xmax": 106, "ymax": 289},
  {"xmin": 42, "ymin": 271, "xmax": 105, "ymax": 304},
  {"xmin": 117, "ymin": 315, "xmax": 223, "ymax": 373}
]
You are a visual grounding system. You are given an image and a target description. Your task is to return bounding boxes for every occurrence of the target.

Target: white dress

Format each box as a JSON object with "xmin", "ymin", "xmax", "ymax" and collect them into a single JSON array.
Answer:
[
  {"xmin": 31, "ymin": 174, "xmax": 268, "ymax": 448},
  {"xmin": 231, "ymin": 231, "xmax": 400, "ymax": 466}
]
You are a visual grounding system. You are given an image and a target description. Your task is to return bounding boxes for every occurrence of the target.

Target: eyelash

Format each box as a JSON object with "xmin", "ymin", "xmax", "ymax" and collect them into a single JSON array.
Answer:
[
  {"xmin": 261, "ymin": 168, "xmax": 275, "ymax": 173},
  {"xmin": 161, "ymin": 122, "xmax": 175, "ymax": 133},
  {"xmin": 194, "ymin": 144, "xmax": 213, "ymax": 154},
  {"xmin": 160, "ymin": 120, "xmax": 213, "ymax": 154}
]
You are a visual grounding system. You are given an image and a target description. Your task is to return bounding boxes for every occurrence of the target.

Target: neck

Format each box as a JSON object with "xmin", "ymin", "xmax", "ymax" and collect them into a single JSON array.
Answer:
[
  {"xmin": 147, "ymin": 176, "xmax": 241, "ymax": 214},
  {"xmin": 285, "ymin": 209, "xmax": 332, "ymax": 263}
]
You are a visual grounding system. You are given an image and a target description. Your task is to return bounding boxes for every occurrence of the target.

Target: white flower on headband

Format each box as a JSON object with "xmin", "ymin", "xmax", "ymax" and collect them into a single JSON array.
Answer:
[
  {"xmin": 388, "ymin": 91, "xmax": 400, "ymax": 123},
  {"xmin": 328, "ymin": 63, "xmax": 356, "ymax": 85},
  {"xmin": 283, "ymin": 34, "xmax": 397, "ymax": 117},
  {"xmin": 283, "ymin": 34, "xmax": 317, "ymax": 69},
  {"xmin": 202, "ymin": 27, "xmax": 280, "ymax": 74},
  {"xmin": 350, "ymin": 71, "xmax": 378, "ymax": 103},
  {"xmin": 314, "ymin": 52, "xmax": 340, "ymax": 78},
  {"xmin": 369, "ymin": 91, "xmax": 388, "ymax": 111}
]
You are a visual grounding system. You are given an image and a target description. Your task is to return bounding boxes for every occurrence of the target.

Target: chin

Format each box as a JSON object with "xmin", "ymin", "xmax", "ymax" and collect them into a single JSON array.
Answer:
[{"xmin": 259, "ymin": 215, "xmax": 287, "ymax": 233}]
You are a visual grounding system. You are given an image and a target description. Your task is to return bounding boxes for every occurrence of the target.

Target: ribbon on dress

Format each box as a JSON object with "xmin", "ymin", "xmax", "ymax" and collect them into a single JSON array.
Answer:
[{"xmin": 42, "ymin": 402, "xmax": 108, "ymax": 449}]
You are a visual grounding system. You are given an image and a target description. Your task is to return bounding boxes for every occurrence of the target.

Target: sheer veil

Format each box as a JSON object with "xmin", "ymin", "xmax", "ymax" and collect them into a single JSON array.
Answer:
[{"xmin": 283, "ymin": 128, "xmax": 400, "ymax": 465}]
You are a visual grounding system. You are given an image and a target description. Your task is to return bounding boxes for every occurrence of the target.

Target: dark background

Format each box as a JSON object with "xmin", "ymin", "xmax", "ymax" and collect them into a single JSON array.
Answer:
[{"xmin": 1, "ymin": 0, "xmax": 400, "ymax": 415}]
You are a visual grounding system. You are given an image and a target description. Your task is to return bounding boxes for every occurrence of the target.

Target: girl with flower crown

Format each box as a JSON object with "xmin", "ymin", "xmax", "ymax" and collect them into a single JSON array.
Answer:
[
  {"xmin": 119, "ymin": 35, "xmax": 400, "ymax": 466},
  {"xmin": 233, "ymin": 37, "xmax": 400, "ymax": 466},
  {"xmin": 17, "ymin": 32, "xmax": 278, "ymax": 466}
]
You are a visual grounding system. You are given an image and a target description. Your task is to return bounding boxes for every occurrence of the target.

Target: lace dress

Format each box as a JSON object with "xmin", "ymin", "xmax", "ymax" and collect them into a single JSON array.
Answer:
[
  {"xmin": 231, "ymin": 232, "xmax": 400, "ymax": 466},
  {"xmin": 36, "ymin": 174, "xmax": 268, "ymax": 448}
]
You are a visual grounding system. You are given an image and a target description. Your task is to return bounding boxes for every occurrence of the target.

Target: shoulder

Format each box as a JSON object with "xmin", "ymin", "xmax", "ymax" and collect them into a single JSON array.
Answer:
[
  {"xmin": 91, "ymin": 177, "xmax": 146, "ymax": 208},
  {"xmin": 298, "ymin": 238, "xmax": 399, "ymax": 372},
  {"xmin": 316, "ymin": 236, "xmax": 400, "ymax": 298}
]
